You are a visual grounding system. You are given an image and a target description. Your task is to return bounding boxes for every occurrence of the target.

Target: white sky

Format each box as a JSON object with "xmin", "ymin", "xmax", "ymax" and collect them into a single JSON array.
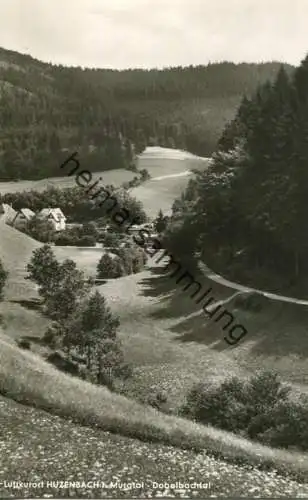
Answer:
[{"xmin": 0, "ymin": 0, "xmax": 307, "ymax": 68}]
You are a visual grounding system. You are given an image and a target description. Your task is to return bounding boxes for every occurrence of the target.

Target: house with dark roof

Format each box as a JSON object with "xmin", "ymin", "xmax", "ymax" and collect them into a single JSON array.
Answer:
[{"xmin": 11, "ymin": 208, "xmax": 35, "ymax": 229}]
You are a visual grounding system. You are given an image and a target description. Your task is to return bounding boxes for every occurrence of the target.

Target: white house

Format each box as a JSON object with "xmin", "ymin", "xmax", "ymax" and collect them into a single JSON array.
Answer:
[
  {"xmin": 38, "ymin": 208, "xmax": 66, "ymax": 231},
  {"xmin": 0, "ymin": 203, "xmax": 17, "ymax": 224},
  {"xmin": 12, "ymin": 208, "xmax": 35, "ymax": 229}
]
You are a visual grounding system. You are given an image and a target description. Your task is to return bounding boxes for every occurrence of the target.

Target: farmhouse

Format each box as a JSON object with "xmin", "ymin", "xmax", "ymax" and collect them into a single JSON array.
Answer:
[
  {"xmin": 12, "ymin": 208, "xmax": 35, "ymax": 229},
  {"xmin": 0, "ymin": 203, "xmax": 17, "ymax": 224},
  {"xmin": 37, "ymin": 208, "xmax": 66, "ymax": 231}
]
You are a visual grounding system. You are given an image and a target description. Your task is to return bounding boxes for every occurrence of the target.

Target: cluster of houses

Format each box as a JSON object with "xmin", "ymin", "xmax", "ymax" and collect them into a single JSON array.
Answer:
[{"xmin": 0, "ymin": 203, "xmax": 66, "ymax": 231}]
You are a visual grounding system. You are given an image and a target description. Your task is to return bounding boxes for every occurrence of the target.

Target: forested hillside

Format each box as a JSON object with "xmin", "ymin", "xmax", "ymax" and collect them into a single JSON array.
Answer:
[
  {"xmin": 165, "ymin": 53, "xmax": 308, "ymax": 296},
  {"xmin": 0, "ymin": 47, "xmax": 293, "ymax": 180}
]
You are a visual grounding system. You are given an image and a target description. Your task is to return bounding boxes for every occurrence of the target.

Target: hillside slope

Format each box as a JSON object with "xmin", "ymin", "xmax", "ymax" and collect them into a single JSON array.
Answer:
[
  {"xmin": 0, "ymin": 335, "xmax": 308, "ymax": 490},
  {"xmin": 1, "ymin": 394, "xmax": 308, "ymax": 498},
  {"xmin": 0, "ymin": 218, "xmax": 40, "ymax": 299}
]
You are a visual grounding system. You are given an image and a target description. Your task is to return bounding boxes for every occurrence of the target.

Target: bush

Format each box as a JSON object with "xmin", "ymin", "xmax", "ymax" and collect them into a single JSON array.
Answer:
[
  {"xmin": 46, "ymin": 351, "xmax": 80, "ymax": 376},
  {"xmin": 147, "ymin": 389, "xmax": 169, "ymax": 411},
  {"xmin": 113, "ymin": 244, "xmax": 147, "ymax": 275},
  {"xmin": 140, "ymin": 168, "xmax": 151, "ymax": 181},
  {"xmin": 22, "ymin": 216, "xmax": 56, "ymax": 243},
  {"xmin": 103, "ymin": 232, "xmax": 121, "ymax": 248},
  {"xmin": 54, "ymin": 233, "xmax": 77, "ymax": 246},
  {"xmin": 78, "ymin": 235, "xmax": 96, "ymax": 247},
  {"xmin": 180, "ymin": 370, "xmax": 308, "ymax": 450},
  {"xmin": 253, "ymin": 396, "xmax": 308, "ymax": 450},
  {"xmin": 0, "ymin": 259, "xmax": 8, "ymax": 300},
  {"xmin": 116, "ymin": 362, "xmax": 134, "ymax": 380},
  {"xmin": 81, "ymin": 222, "xmax": 98, "ymax": 239},
  {"xmin": 17, "ymin": 339, "xmax": 31, "ymax": 350},
  {"xmin": 97, "ymin": 253, "xmax": 125, "ymax": 279},
  {"xmin": 43, "ymin": 323, "xmax": 63, "ymax": 349}
]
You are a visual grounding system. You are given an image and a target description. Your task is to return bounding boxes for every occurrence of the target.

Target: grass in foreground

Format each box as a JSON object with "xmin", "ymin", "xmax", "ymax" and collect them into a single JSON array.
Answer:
[
  {"xmin": 1, "ymin": 395, "xmax": 308, "ymax": 498},
  {"xmin": 0, "ymin": 336, "xmax": 308, "ymax": 483}
]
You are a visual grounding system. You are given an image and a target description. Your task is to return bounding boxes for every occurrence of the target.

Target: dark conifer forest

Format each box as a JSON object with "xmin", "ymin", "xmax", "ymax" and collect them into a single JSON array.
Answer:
[
  {"xmin": 166, "ymin": 54, "xmax": 308, "ymax": 295},
  {"xmin": 0, "ymin": 47, "xmax": 293, "ymax": 180}
]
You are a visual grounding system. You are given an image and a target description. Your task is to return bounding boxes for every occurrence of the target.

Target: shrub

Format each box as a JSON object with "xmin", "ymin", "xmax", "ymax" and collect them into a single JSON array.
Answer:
[
  {"xmin": 116, "ymin": 362, "xmax": 134, "ymax": 380},
  {"xmin": 180, "ymin": 371, "xmax": 308, "ymax": 450},
  {"xmin": 43, "ymin": 323, "xmax": 63, "ymax": 349},
  {"xmin": 62, "ymin": 290, "xmax": 128, "ymax": 390},
  {"xmin": 46, "ymin": 351, "xmax": 80, "ymax": 376},
  {"xmin": 81, "ymin": 222, "xmax": 98, "ymax": 239},
  {"xmin": 54, "ymin": 233, "xmax": 76, "ymax": 246},
  {"xmin": 0, "ymin": 259, "xmax": 8, "ymax": 300},
  {"xmin": 154, "ymin": 209, "xmax": 169, "ymax": 233},
  {"xmin": 78, "ymin": 235, "xmax": 96, "ymax": 247},
  {"xmin": 113, "ymin": 244, "xmax": 147, "ymax": 275},
  {"xmin": 26, "ymin": 245, "xmax": 60, "ymax": 297},
  {"xmin": 254, "ymin": 396, "xmax": 308, "ymax": 450},
  {"xmin": 17, "ymin": 339, "xmax": 31, "ymax": 350},
  {"xmin": 147, "ymin": 389, "xmax": 168, "ymax": 411},
  {"xmin": 127, "ymin": 163, "xmax": 138, "ymax": 173},
  {"xmin": 23, "ymin": 216, "xmax": 56, "ymax": 243},
  {"xmin": 103, "ymin": 232, "xmax": 121, "ymax": 248},
  {"xmin": 181, "ymin": 377, "xmax": 249, "ymax": 432},
  {"xmin": 115, "ymin": 247, "xmax": 133, "ymax": 275},
  {"xmin": 97, "ymin": 253, "xmax": 125, "ymax": 279}
]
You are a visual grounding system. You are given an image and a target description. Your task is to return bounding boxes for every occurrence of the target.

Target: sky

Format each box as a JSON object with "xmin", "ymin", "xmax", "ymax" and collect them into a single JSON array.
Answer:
[{"xmin": 0, "ymin": 0, "xmax": 307, "ymax": 69}]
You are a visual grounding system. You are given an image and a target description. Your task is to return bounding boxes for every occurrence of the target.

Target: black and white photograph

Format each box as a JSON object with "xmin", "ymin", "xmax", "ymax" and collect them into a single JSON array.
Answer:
[{"xmin": 0, "ymin": 0, "xmax": 308, "ymax": 498}]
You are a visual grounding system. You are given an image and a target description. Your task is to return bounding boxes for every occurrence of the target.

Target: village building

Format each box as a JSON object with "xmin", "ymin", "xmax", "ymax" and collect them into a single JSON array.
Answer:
[
  {"xmin": 37, "ymin": 208, "xmax": 66, "ymax": 231},
  {"xmin": 0, "ymin": 203, "xmax": 17, "ymax": 224},
  {"xmin": 12, "ymin": 208, "xmax": 35, "ymax": 229}
]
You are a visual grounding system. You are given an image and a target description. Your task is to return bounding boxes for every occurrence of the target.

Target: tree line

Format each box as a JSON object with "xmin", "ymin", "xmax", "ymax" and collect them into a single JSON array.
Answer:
[
  {"xmin": 1, "ymin": 185, "xmax": 147, "ymax": 225},
  {"xmin": 164, "ymin": 54, "xmax": 308, "ymax": 294},
  {"xmin": 0, "ymin": 47, "xmax": 293, "ymax": 180}
]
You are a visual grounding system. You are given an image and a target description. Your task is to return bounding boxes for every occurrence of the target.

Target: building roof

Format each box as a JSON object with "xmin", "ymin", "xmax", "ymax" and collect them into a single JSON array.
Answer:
[
  {"xmin": 19, "ymin": 208, "xmax": 35, "ymax": 219},
  {"xmin": 38, "ymin": 208, "xmax": 66, "ymax": 221},
  {"xmin": 0, "ymin": 203, "xmax": 17, "ymax": 223}
]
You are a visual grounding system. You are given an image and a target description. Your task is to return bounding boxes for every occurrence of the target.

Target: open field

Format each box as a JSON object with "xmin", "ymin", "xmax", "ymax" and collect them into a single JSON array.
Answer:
[
  {"xmin": 130, "ymin": 147, "xmax": 210, "ymax": 216},
  {"xmin": 130, "ymin": 174, "xmax": 194, "ymax": 217},
  {"xmin": 54, "ymin": 246, "xmax": 105, "ymax": 276},
  {"xmin": 0, "ymin": 147, "xmax": 210, "ymax": 196}
]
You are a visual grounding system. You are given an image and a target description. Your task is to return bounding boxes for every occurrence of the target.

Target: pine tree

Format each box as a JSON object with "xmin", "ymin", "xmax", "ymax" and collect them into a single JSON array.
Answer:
[
  {"xmin": 155, "ymin": 209, "xmax": 168, "ymax": 233},
  {"xmin": 26, "ymin": 244, "xmax": 60, "ymax": 300},
  {"xmin": 62, "ymin": 290, "xmax": 124, "ymax": 387}
]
